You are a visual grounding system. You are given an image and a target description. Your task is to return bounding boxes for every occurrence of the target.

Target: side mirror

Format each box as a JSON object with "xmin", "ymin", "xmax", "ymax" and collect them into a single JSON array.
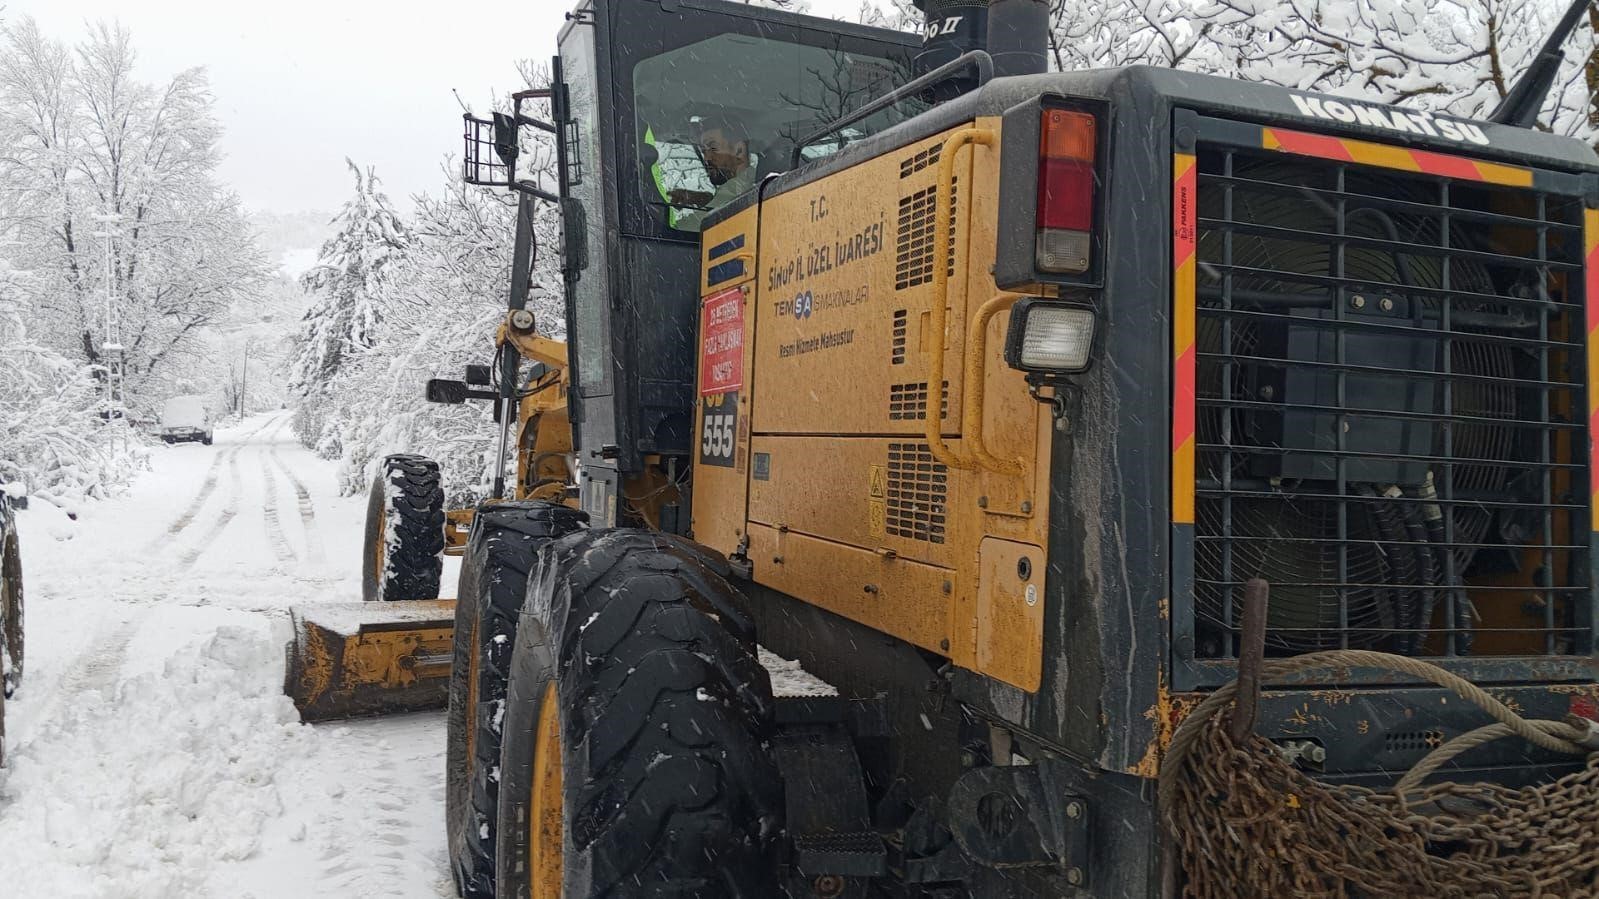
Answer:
[
  {"xmin": 492, "ymin": 112, "xmax": 520, "ymax": 177},
  {"xmin": 562, "ymin": 198, "xmax": 588, "ymax": 272},
  {"xmin": 426, "ymin": 378, "xmax": 469, "ymax": 404},
  {"xmin": 464, "ymin": 364, "xmax": 493, "ymax": 386}
]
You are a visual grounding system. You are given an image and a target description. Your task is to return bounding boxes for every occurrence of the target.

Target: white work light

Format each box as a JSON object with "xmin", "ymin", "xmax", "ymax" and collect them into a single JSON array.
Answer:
[{"xmin": 1003, "ymin": 300, "xmax": 1096, "ymax": 376}]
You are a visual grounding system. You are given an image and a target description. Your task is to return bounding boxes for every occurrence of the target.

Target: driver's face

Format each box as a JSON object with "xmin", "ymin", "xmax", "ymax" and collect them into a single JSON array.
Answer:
[{"xmin": 699, "ymin": 128, "xmax": 747, "ymax": 186}]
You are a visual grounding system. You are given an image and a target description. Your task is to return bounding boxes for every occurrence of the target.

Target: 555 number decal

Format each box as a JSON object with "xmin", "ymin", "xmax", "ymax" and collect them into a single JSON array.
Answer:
[{"xmin": 700, "ymin": 391, "xmax": 738, "ymax": 468}]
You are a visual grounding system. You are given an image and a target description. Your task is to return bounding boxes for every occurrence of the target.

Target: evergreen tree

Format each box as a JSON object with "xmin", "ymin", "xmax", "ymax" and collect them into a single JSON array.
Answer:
[{"xmin": 290, "ymin": 160, "xmax": 412, "ymax": 394}]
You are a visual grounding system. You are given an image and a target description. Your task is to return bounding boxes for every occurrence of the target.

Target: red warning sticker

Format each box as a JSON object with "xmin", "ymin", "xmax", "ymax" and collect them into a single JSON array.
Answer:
[{"xmin": 699, "ymin": 287, "xmax": 744, "ymax": 396}]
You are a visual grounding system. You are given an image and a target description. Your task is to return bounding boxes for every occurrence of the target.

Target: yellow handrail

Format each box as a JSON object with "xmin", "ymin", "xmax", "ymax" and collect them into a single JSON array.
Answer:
[
  {"xmin": 925, "ymin": 127, "xmax": 994, "ymax": 472},
  {"xmin": 923, "ymin": 128, "xmax": 1022, "ymax": 478},
  {"xmin": 961, "ymin": 294, "xmax": 1025, "ymax": 476}
]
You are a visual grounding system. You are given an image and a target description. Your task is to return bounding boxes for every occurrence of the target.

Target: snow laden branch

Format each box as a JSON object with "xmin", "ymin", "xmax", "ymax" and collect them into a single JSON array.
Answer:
[
  {"xmin": 290, "ymin": 80, "xmax": 564, "ymax": 504},
  {"xmin": 859, "ymin": 0, "xmax": 1599, "ymax": 147},
  {"xmin": 0, "ymin": 16, "xmax": 267, "ymax": 502}
]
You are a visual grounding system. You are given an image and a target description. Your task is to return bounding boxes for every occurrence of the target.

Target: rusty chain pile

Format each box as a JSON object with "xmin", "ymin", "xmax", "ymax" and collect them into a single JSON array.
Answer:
[{"xmin": 1159, "ymin": 647, "xmax": 1599, "ymax": 897}]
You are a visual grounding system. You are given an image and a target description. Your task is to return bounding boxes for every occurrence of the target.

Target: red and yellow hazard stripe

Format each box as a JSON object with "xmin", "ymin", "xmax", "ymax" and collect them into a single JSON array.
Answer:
[
  {"xmin": 1263, "ymin": 127, "xmax": 1533, "ymax": 188},
  {"xmin": 1172, "ymin": 153, "xmax": 1198, "ymax": 525},
  {"xmin": 1586, "ymin": 209, "xmax": 1599, "ymax": 530}
]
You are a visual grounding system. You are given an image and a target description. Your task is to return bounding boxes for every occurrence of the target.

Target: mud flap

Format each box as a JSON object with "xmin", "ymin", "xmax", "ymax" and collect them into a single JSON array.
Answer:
[{"xmin": 285, "ymin": 600, "xmax": 455, "ymax": 722}]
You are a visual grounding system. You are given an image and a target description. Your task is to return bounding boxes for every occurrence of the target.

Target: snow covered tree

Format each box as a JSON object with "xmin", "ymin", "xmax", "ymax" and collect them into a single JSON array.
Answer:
[
  {"xmin": 0, "ymin": 19, "xmax": 268, "ymax": 407},
  {"xmin": 0, "ymin": 260, "xmax": 141, "ymax": 507},
  {"xmin": 287, "ymin": 62, "xmax": 566, "ymax": 501},
  {"xmin": 288, "ymin": 160, "xmax": 413, "ymax": 455},
  {"xmin": 0, "ymin": 16, "xmax": 268, "ymax": 501},
  {"xmin": 290, "ymin": 161, "xmax": 412, "ymax": 393}
]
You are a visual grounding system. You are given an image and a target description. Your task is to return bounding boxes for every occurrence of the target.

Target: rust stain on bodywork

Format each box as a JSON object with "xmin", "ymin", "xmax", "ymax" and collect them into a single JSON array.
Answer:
[{"xmin": 1130, "ymin": 676, "xmax": 1199, "ymax": 778}]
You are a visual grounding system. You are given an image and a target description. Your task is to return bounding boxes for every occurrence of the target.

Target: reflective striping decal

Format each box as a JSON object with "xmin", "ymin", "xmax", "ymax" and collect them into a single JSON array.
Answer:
[
  {"xmin": 1172, "ymin": 152, "xmax": 1197, "ymax": 526},
  {"xmin": 1262, "ymin": 127, "xmax": 1534, "ymax": 188},
  {"xmin": 1587, "ymin": 209, "xmax": 1599, "ymax": 530}
]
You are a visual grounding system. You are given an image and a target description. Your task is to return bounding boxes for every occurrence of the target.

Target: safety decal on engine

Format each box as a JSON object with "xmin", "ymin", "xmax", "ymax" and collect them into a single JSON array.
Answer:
[
  {"xmin": 700, "ymin": 391, "xmax": 738, "ymax": 468},
  {"xmin": 700, "ymin": 286, "xmax": 744, "ymax": 396}
]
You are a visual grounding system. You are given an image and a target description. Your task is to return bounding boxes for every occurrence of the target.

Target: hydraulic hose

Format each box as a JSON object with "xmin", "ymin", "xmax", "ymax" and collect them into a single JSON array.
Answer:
[{"xmin": 1361, "ymin": 484, "xmax": 1417, "ymax": 639}]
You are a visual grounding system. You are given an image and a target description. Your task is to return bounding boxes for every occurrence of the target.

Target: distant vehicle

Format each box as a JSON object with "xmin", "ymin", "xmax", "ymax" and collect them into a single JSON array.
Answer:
[
  {"xmin": 159, "ymin": 395, "xmax": 214, "ymax": 445},
  {"xmin": 0, "ymin": 484, "xmax": 23, "ymax": 766}
]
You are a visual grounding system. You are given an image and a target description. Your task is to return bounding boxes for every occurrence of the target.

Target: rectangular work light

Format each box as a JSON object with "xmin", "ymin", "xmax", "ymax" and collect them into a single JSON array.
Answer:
[{"xmin": 1004, "ymin": 299, "xmax": 1096, "ymax": 375}]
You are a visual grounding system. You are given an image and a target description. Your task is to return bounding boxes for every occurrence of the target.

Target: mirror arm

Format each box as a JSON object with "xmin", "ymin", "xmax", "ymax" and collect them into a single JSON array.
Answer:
[
  {"xmin": 511, "ymin": 183, "xmax": 560, "ymax": 203},
  {"xmin": 516, "ymin": 115, "xmax": 558, "ymax": 135}
]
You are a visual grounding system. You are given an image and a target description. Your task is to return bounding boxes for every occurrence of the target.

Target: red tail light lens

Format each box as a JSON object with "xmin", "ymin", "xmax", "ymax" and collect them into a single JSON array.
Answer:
[{"xmin": 1036, "ymin": 108, "xmax": 1096, "ymax": 273}]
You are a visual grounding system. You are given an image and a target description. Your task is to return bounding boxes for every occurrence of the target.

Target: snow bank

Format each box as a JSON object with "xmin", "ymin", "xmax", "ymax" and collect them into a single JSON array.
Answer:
[{"xmin": 0, "ymin": 616, "xmax": 315, "ymax": 898}]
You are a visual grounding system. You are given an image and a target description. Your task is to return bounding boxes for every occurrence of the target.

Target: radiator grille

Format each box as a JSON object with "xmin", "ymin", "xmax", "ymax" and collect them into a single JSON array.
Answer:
[
  {"xmin": 900, "ymin": 144, "xmax": 941, "ymax": 178},
  {"xmin": 1190, "ymin": 141, "xmax": 1591, "ymax": 664},
  {"xmin": 895, "ymin": 181, "xmax": 957, "ymax": 290},
  {"xmin": 892, "ymin": 309, "xmax": 908, "ymax": 364},
  {"xmin": 888, "ymin": 381, "xmax": 948, "ymax": 420},
  {"xmin": 887, "ymin": 442, "xmax": 947, "ymax": 543}
]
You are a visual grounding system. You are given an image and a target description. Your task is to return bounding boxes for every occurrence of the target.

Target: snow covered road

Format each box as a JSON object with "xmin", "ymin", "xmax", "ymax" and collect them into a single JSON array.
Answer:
[{"xmin": 0, "ymin": 414, "xmax": 457, "ymax": 898}]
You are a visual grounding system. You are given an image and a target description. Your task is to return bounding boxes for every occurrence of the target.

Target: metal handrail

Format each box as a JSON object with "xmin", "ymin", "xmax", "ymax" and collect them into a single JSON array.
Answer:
[
  {"xmin": 789, "ymin": 50, "xmax": 994, "ymax": 167},
  {"xmin": 924, "ymin": 127, "xmax": 992, "ymax": 472}
]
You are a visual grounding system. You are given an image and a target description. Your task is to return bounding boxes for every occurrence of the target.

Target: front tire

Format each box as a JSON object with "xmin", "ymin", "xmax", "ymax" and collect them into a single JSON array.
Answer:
[
  {"xmin": 496, "ymin": 530, "xmax": 784, "ymax": 898},
  {"xmin": 361, "ymin": 454, "xmax": 445, "ymax": 602},
  {"xmin": 446, "ymin": 501, "xmax": 587, "ymax": 898}
]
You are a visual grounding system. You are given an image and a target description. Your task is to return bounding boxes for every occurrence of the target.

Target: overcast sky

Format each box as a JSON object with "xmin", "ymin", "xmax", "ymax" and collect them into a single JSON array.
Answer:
[{"xmin": 10, "ymin": 0, "xmax": 868, "ymax": 215}]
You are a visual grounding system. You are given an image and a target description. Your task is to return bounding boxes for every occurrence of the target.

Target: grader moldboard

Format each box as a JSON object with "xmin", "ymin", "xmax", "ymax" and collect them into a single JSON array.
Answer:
[{"xmin": 286, "ymin": 0, "xmax": 1599, "ymax": 895}]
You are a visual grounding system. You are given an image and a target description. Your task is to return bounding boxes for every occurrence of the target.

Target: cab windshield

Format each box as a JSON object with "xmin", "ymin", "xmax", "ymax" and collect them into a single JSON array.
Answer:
[{"xmin": 633, "ymin": 32, "xmax": 919, "ymax": 233}]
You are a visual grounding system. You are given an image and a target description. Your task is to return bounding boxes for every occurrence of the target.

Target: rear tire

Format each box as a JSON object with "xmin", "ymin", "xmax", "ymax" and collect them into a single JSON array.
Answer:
[
  {"xmin": 2, "ymin": 530, "xmax": 21, "ymax": 698},
  {"xmin": 446, "ymin": 501, "xmax": 587, "ymax": 898},
  {"xmin": 361, "ymin": 454, "xmax": 445, "ymax": 602},
  {"xmin": 0, "ymin": 529, "xmax": 18, "ymax": 767},
  {"xmin": 496, "ymin": 530, "xmax": 784, "ymax": 898}
]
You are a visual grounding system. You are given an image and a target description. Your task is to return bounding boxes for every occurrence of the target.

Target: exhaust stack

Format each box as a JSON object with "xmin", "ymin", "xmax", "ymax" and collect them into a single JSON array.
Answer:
[
  {"xmin": 914, "ymin": 0, "xmax": 1050, "ymax": 99},
  {"xmin": 986, "ymin": 0, "xmax": 1049, "ymax": 77}
]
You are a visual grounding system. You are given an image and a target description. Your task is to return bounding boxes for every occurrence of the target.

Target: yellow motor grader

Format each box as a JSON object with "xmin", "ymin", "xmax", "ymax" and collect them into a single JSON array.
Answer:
[{"xmin": 288, "ymin": 0, "xmax": 1599, "ymax": 896}]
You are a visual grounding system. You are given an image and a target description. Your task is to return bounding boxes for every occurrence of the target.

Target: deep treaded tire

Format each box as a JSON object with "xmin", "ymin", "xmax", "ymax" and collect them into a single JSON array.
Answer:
[
  {"xmin": 362, "ymin": 453, "xmax": 445, "ymax": 602},
  {"xmin": 496, "ymin": 530, "xmax": 784, "ymax": 898},
  {"xmin": 447, "ymin": 501, "xmax": 587, "ymax": 899},
  {"xmin": 2, "ymin": 528, "xmax": 22, "ymax": 699},
  {"xmin": 0, "ymin": 526, "xmax": 18, "ymax": 766}
]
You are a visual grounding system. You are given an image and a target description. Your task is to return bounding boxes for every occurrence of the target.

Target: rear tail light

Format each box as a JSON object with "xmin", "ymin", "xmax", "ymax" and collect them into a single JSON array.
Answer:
[{"xmin": 1036, "ymin": 108, "xmax": 1096, "ymax": 274}]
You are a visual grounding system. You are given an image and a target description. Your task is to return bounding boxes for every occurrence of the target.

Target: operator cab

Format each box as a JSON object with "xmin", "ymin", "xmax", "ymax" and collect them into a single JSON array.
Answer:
[{"xmin": 552, "ymin": 0, "xmax": 921, "ymax": 526}]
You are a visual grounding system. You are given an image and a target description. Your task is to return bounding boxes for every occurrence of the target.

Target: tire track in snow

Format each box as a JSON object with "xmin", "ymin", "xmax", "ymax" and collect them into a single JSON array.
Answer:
[
  {"xmin": 175, "ymin": 434, "xmax": 249, "ymax": 570},
  {"xmin": 310, "ymin": 738, "xmax": 432, "ymax": 896},
  {"xmin": 255, "ymin": 417, "xmax": 297, "ymax": 566},
  {"xmin": 269, "ymin": 441, "xmax": 324, "ymax": 565},
  {"xmin": 146, "ymin": 415, "xmax": 280, "ymax": 549},
  {"xmin": 6, "ymin": 618, "xmax": 141, "ymax": 757},
  {"xmin": 147, "ymin": 451, "xmax": 227, "ymax": 548},
  {"xmin": 258, "ymin": 453, "xmax": 296, "ymax": 566},
  {"xmin": 54, "ymin": 621, "xmax": 137, "ymax": 697}
]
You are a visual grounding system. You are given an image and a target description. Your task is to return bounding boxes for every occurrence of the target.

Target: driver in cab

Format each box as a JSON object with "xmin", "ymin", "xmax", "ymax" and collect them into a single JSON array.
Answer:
[{"xmin": 671, "ymin": 117, "xmax": 755, "ymax": 231}]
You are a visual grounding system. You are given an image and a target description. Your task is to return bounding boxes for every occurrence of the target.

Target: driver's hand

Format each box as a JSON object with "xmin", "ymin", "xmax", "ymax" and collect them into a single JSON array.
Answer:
[{"xmin": 669, "ymin": 188, "xmax": 713, "ymax": 207}]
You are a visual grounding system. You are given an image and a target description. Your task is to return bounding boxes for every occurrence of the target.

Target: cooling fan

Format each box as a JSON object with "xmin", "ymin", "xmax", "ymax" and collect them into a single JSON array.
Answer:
[{"xmin": 1191, "ymin": 157, "xmax": 1522, "ymax": 653}]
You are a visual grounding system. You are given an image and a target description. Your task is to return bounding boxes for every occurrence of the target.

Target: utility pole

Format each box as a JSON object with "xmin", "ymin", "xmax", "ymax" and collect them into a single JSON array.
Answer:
[
  {"xmin": 239, "ymin": 345, "xmax": 249, "ymax": 420},
  {"xmin": 93, "ymin": 214, "xmax": 126, "ymax": 436}
]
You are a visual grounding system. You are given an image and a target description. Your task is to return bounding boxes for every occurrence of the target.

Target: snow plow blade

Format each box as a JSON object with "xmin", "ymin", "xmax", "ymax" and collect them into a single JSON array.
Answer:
[{"xmin": 285, "ymin": 600, "xmax": 455, "ymax": 722}]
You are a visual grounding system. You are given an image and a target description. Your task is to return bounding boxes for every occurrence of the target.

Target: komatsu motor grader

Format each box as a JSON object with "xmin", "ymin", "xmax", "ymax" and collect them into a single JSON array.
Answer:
[{"xmin": 286, "ymin": 0, "xmax": 1599, "ymax": 895}]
